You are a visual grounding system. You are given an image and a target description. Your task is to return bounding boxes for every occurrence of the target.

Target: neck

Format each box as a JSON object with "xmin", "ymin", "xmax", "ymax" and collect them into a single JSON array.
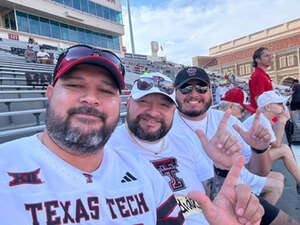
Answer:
[
  {"xmin": 257, "ymin": 65, "xmax": 267, "ymax": 71},
  {"xmin": 179, "ymin": 110, "xmax": 207, "ymax": 121},
  {"xmin": 38, "ymin": 130, "xmax": 104, "ymax": 173}
]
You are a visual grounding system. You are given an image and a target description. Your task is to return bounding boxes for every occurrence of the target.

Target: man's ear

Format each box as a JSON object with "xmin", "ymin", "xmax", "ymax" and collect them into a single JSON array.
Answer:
[
  {"xmin": 46, "ymin": 85, "xmax": 53, "ymax": 100},
  {"xmin": 126, "ymin": 97, "xmax": 131, "ymax": 109},
  {"xmin": 265, "ymin": 104, "xmax": 271, "ymax": 112}
]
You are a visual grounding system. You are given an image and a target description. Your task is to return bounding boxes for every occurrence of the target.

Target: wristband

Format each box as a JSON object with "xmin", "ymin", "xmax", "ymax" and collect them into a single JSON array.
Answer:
[
  {"xmin": 214, "ymin": 165, "xmax": 229, "ymax": 178},
  {"xmin": 251, "ymin": 146, "xmax": 269, "ymax": 154}
]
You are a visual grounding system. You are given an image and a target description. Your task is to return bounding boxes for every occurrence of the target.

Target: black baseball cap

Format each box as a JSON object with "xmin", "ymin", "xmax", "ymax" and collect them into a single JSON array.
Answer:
[{"xmin": 175, "ymin": 67, "xmax": 210, "ymax": 88}]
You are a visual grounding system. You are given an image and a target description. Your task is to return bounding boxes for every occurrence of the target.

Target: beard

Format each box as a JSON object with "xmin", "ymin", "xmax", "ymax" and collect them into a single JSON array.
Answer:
[
  {"xmin": 127, "ymin": 113, "xmax": 172, "ymax": 142},
  {"xmin": 176, "ymin": 96, "xmax": 212, "ymax": 118},
  {"xmin": 45, "ymin": 103, "xmax": 119, "ymax": 155}
]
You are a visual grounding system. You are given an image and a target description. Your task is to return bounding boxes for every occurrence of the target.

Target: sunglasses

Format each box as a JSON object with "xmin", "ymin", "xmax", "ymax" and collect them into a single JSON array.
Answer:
[
  {"xmin": 54, "ymin": 44, "xmax": 125, "ymax": 78},
  {"xmin": 178, "ymin": 84, "xmax": 209, "ymax": 95},
  {"xmin": 135, "ymin": 77, "xmax": 175, "ymax": 95}
]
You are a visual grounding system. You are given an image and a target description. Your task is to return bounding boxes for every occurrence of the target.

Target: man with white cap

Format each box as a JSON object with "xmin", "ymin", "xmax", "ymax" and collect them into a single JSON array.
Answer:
[
  {"xmin": 243, "ymin": 90, "xmax": 300, "ymax": 193},
  {"xmin": 108, "ymin": 72, "xmax": 264, "ymax": 225}
]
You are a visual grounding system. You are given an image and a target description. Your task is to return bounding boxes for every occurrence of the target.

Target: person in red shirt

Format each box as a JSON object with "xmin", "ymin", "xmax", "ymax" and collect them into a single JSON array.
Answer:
[{"xmin": 249, "ymin": 47, "xmax": 273, "ymax": 110}]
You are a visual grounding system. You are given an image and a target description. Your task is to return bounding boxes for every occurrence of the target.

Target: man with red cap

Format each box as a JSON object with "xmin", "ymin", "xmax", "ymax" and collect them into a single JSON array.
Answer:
[{"xmin": 219, "ymin": 88, "xmax": 256, "ymax": 118}]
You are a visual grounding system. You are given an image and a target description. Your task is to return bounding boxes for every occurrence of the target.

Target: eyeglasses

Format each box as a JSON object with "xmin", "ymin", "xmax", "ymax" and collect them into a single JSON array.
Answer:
[
  {"xmin": 135, "ymin": 77, "xmax": 175, "ymax": 95},
  {"xmin": 54, "ymin": 44, "xmax": 125, "ymax": 78},
  {"xmin": 178, "ymin": 84, "xmax": 209, "ymax": 95}
]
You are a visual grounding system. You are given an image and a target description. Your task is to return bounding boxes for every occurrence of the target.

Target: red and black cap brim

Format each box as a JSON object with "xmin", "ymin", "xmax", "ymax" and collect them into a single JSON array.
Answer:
[{"xmin": 53, "ymin": 56, "xmax": 125, "ymax": 90}]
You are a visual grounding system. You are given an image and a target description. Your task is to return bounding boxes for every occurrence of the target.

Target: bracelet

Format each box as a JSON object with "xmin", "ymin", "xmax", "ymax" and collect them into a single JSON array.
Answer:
[
  {"xmin": 214, "ymin": 165, "xmax": 229, "ymax": 178},
  {"xmin": 251, "ymin": 146, "xmax": 269, "ymax": 154}
]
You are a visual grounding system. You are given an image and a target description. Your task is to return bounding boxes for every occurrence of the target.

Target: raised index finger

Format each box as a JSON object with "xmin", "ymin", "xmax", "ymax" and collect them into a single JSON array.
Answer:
[
  {"xmin": 216, "ymin": 110, "xmax": 231, "ymax": 134},
  {"xmin": 251, "ymin": 108, "xmax": 262, "ymax": 129},
  {"xmin": 221, "ymin": 155, "xmax": 245, "ymax": 190}
]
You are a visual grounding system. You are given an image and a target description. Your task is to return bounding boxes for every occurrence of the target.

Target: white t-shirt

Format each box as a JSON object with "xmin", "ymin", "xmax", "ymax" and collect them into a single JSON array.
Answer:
[
  {"xmin": 37, "ymin": 51, "xmax": 50, "ymax": 60},
  {"xmin": 243, "ymin": 113, "xmax": 276, "ymax": 143},
  {"xmin": 0, "ymin": 135, "xmax": 184, "ymax": 225},
  {"xmin": 108, "ymin": 124, "xmax": 214, "ymax": 225},
  {"xmin": 170, "ymin": 109, "xmax": 266, "ymax": 195},
  {"xmin": 172, "ymin": 109, "xmax": 252, "ymax": 163}
]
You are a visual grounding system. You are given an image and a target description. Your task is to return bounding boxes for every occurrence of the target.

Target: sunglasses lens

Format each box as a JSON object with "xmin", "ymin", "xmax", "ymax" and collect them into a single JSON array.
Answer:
[
  {"xmin": 102, "ymin": 51, "xmax": 120, "ymax": 67},
  {"xmin": 137, "ymin": 78, "xmax": 153, "ymax": 90},
  {"xmin": 66, "ymin": 46, "xmax": 93, "ymax": 61},
  {"xmin": 180, "ymin": 85, "xmax": 193, "ymax": 94},
  {"xmin": 195, "ymin": 85, "xmax": 208, "ymax": 94},
  {"xmin": 160, "ymin": 80, "xmax": 175, "ymax": 95},
  {"xmin": 179, "ymin": 84, "xmax": 208, "ymax": 94}
]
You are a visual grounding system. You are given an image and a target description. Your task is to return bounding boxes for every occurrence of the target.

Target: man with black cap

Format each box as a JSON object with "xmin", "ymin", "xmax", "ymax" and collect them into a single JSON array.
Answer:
[
  {"xmin": 173, "ymin": 66, "xmax": 272, "ymax": 176},
  {"xmin": 0, "ymin": 45, "xmax": 185, "ymax": 224},
  {"xmin": 172, "ymin": 66, "xmax": 300, "ymax": 225}
]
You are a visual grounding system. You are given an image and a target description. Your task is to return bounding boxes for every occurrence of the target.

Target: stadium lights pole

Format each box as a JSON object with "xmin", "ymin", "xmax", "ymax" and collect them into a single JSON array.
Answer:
[{"xmin": 127, "ymin": 0, "xmax": 136, "ymax": 54}]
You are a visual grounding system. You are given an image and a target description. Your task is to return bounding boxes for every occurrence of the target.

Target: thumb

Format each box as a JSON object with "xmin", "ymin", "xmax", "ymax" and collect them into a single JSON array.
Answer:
[
  {"xmin": 188, "ymin": 191, "xmax": 215, "ymax": 220},
  {"xmin": 195, "ymin": 129, "xmax": 209, "ymax": 149}
]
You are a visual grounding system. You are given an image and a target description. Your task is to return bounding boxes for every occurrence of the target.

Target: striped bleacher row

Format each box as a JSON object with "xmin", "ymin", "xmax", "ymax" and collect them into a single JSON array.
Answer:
[{"xmin": 0, "ymin": 48, "xmax": 129, "ymax": 144}]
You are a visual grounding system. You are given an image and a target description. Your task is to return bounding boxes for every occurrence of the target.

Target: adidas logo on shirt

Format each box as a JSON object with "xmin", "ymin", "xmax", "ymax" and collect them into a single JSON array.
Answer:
[{"xmin": 121, "ymin": 172, "xmax": 137, "ymax": 183}]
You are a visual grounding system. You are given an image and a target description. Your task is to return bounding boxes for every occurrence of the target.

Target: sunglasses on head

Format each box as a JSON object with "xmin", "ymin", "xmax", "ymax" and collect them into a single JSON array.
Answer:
[
  {"xmin": 135, "ymin": 77, "xmax": 175, "ymax": 95},
  {"xmin": 54, "ymin": 44, "xmax": 125, "ymax": 78},
  {"xmin": 178, "ymin": 83, "xmax": 209, "ymax": 95}
]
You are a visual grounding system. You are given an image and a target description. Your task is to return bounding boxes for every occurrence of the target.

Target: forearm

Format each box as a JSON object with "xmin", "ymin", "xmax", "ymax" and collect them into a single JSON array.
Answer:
[
  {"xmin": 246, "ymin": 149, "xmax": 271, "ymax": 176},
  {"xmin": 273, "ymin": 122, "xmax": 285, "ymax": 147},
  {"xmin": 203, "ymin": 167, "xmax": 227, "ymax": 201}
]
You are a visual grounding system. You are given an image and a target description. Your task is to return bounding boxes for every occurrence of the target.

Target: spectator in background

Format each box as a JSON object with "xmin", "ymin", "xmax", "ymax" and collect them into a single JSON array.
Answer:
[
  {"xmin": 215, "ymin": 80, "xmax": 229, "ymax": 104},
  {"xmin": 24, "ymin": 45, "xmax": 37, "ymax": 63},
  {"xmin": 290, "ymin": 79, "xmax": 300, "ymax": 121},
  {"xmin": 249, "ymin": 47, "xmax": 273, "ymax": 110},
  {"xmin": 290, "ymin": 79, "xmax": 299, "ymax": 89},
  {"xmin": 37, "ymin": 47, "xmax": 52, "ymax": 64},
  {"xmin": 243, "ymin": 90, "xmax": 300, "ymax": 194},
  {"xmin": 144, "ymin": 67, "xmax": 149, "ymax": 74},
  {"xmin": 28, "ymin": 37, "xmax": 34, "ymax": 45}
]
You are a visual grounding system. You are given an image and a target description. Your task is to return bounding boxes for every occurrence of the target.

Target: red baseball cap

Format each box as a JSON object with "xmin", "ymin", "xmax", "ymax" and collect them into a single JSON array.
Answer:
[
  {"xmin": 221, "ymin": 88, "xmax": 255, "ymax": 113},
  {"xmin": 53, "ymin": 46, "xmax": 125, "ymax": 90}
]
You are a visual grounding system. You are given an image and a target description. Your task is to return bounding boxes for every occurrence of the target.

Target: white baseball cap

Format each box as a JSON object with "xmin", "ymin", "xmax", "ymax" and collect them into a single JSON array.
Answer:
[
  {"xmin": 131, "ymin": 72, "xmax": 176, "ymax": 104},
  {"xmin": 257, "ymin": 90, "xmax": 290, "ymax": 108}
]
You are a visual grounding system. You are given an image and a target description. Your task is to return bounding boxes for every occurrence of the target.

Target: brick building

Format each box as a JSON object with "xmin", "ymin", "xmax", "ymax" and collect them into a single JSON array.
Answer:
[{"xmin": 193, "ymin": 18, "xmax": 300, "ymax": 86}]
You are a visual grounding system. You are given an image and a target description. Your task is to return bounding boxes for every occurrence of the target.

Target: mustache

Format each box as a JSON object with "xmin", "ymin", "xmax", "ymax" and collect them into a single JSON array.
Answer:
[
  {"xmin": 137, "ymin": 113, "xmax": 163, "ymax": 123},
  {"xmin": 68, "ymin": 106, "xmax": 107, "ymax": 121},
  {"xmin": 184, "ymin": 97, "xmax": 204, "ymax": 103}
]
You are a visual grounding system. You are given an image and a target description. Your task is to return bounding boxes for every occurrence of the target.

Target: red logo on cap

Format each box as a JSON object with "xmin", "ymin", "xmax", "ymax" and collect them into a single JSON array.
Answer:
[{"xmin": 186, "ymin": 68, "xmax": 197, "ymax": 76}]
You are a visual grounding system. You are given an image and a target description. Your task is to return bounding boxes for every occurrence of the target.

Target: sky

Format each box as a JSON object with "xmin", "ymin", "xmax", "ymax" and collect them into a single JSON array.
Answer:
[{"xmin": 120, "ymin": 0, "xmax": 300, "ymax": 65}]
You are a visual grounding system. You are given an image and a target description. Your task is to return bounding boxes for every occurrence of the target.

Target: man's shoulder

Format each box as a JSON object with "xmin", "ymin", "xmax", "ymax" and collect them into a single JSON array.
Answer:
[
  {"xmin": 0, "ymin": 135, "xmax": 39, "ymax": 170},
  {"xmin": 108, "ymin": 124, "xmax": 127, "ymax": 145},
  {"xmin": 251, "ymin": 68, "xmax": 263, "ymax": 77},
  {"xmin": 0, "ymin": 135, "xmax": 37, "ymax": 151}
]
